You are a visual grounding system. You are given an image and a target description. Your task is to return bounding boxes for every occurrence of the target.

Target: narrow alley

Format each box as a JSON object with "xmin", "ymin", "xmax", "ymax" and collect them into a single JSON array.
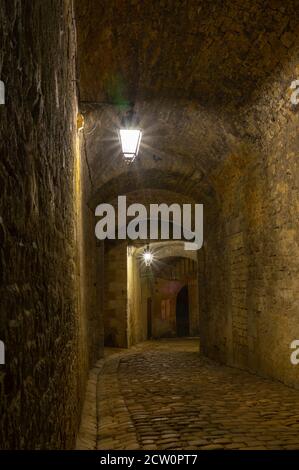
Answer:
[{"xmin": 0, "ymin": 0, "xmax": 299, "ymax": 455}]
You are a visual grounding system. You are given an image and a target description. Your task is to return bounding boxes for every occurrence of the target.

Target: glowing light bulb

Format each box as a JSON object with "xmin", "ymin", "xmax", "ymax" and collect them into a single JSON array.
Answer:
[
  {"xmin": 119, "ymin": 129, "xmax": 142, "ymax": 162},
  {"xmin": 143, "ymin": 249, "xmax": 153, "ymax": 266}
]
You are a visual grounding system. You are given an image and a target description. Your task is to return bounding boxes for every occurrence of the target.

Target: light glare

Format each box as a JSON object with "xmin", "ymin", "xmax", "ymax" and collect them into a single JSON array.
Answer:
[{"xmin": 143, "ymin": 250, "xmax": 153, "ymax": 266}]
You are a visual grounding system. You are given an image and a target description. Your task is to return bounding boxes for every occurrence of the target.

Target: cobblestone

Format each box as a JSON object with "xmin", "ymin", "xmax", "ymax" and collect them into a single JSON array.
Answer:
[{"xmin": 79, "ymin": 339, "xmax": 299, "ymax": 450}]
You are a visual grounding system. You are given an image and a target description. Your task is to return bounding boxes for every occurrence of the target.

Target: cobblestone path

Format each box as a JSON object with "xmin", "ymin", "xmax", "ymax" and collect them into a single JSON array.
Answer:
[{"xmin": 78, "ymin": 339, "xmax": 299, "ymax": 450}]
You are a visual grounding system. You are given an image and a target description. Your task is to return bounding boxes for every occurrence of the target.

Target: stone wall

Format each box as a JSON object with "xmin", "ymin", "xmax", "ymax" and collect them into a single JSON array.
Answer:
[
  {"xmin": 127, "ymin": 247, "xmax": 146, "ymax": 346},
  {"xmin": 188, "ymin": 278, "xmax": 200, "ymax": 337},
  {"xmin": 78, "ymin": 131, "xmax": 104, "ymax": 366},
  {"xmin": 152, "ymin": 257, "xmax": 199, "ymax": 338},
  {"xmin": 104, "ymin": 243, "xmax": 127, "ymax": 348},
  {"xmin": 200, "ymin": 70, "xmax": 299, "ymax": 388},
  {"xmin": 151, "ymin": 278, "xmax": 183, "ymax": 338},
  {"xmin": 170, "ymin": 258, "xmax": 199, "ymax": 337},
  {"xmin": 0, "ymin": 0, "xmax": 101, "ymax": 449}
]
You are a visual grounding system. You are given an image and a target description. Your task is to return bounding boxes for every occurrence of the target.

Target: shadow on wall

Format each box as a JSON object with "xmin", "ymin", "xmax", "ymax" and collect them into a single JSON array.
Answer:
[
  {"xmin": 152, "ymin": 278, "xmax": 184, "ymax": 338},
  {"xmin": 176, "ymin": 285, "xmax": 189, "ymax": 337}
]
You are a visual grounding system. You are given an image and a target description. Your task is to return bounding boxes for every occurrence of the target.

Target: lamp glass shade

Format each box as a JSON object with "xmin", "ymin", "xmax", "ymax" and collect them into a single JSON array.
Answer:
[{"xmin": 119, "ymin": 129, "xmax": 142, "ymax": 160}]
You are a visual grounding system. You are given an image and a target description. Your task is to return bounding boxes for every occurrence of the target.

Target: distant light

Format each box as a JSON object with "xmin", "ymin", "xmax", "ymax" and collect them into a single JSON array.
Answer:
[
  {"xmin": 143, "ymin": 248, "xmax": 153, "ymax": 267},
  {"xmin": 119, "ymin": 129, "xmax": 142, "ymax": 162}
]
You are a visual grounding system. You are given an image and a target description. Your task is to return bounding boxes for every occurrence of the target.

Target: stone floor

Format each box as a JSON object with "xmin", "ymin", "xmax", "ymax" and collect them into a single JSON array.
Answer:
[{"xmin": 76, "ymin": 338, "xmax": 299, "ymax": 450}]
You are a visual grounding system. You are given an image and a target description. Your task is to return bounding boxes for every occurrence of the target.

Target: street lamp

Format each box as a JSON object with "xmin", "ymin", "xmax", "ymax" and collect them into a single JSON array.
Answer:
[
  {"xmin": 119, "ymin": 128, "xmax": 142, "ymax": 162},
  {"xmin": 119, "ymin": 109, "xmax": 142, "ymax": 163}
]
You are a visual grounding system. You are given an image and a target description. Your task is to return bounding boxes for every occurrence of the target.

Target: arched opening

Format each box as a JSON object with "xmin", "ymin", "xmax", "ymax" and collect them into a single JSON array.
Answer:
[
  {"xmin": 124, "ymin": 241, "xmax": 200, "ymax": 344},
  {"xmin": 176, "ymin": 285, "xmax": 189, "ymax": 337}
]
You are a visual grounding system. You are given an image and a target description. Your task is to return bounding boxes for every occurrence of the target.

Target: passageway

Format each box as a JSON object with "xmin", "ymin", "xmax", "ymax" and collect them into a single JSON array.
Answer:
[
  {"xmin": 1, "ymin": 0, "xmax": 299, "ymax": 451},
  {"xmin": 77, "ymin": 339, "xmax": 299, "ymax": 450}
]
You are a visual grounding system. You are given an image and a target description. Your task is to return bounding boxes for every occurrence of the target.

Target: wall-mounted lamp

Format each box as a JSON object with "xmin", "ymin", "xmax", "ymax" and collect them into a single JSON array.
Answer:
[
  {"xmin": 119, "ymin": 129, "xmax": 142, "ymax": 162},
  {"xmin": 118, "ymin": 109, "xmax": 142, "ymax": 163}
]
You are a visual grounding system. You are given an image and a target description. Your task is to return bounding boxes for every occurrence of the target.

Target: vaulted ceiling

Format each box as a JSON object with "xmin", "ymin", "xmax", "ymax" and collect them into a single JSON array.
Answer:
[
  {"xmin": 76, "ymin": 0, "xmax": 297, "ymax": 108},
  {"xmin": 75, "ymin": 0, "xmax": 299, "ymax": 204}
]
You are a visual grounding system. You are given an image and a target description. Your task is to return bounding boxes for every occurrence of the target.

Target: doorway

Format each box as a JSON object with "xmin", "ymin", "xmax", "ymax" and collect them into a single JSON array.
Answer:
[{"xmin": 176, "ymin": 285, "xmax": 189, "ymax": 337}]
